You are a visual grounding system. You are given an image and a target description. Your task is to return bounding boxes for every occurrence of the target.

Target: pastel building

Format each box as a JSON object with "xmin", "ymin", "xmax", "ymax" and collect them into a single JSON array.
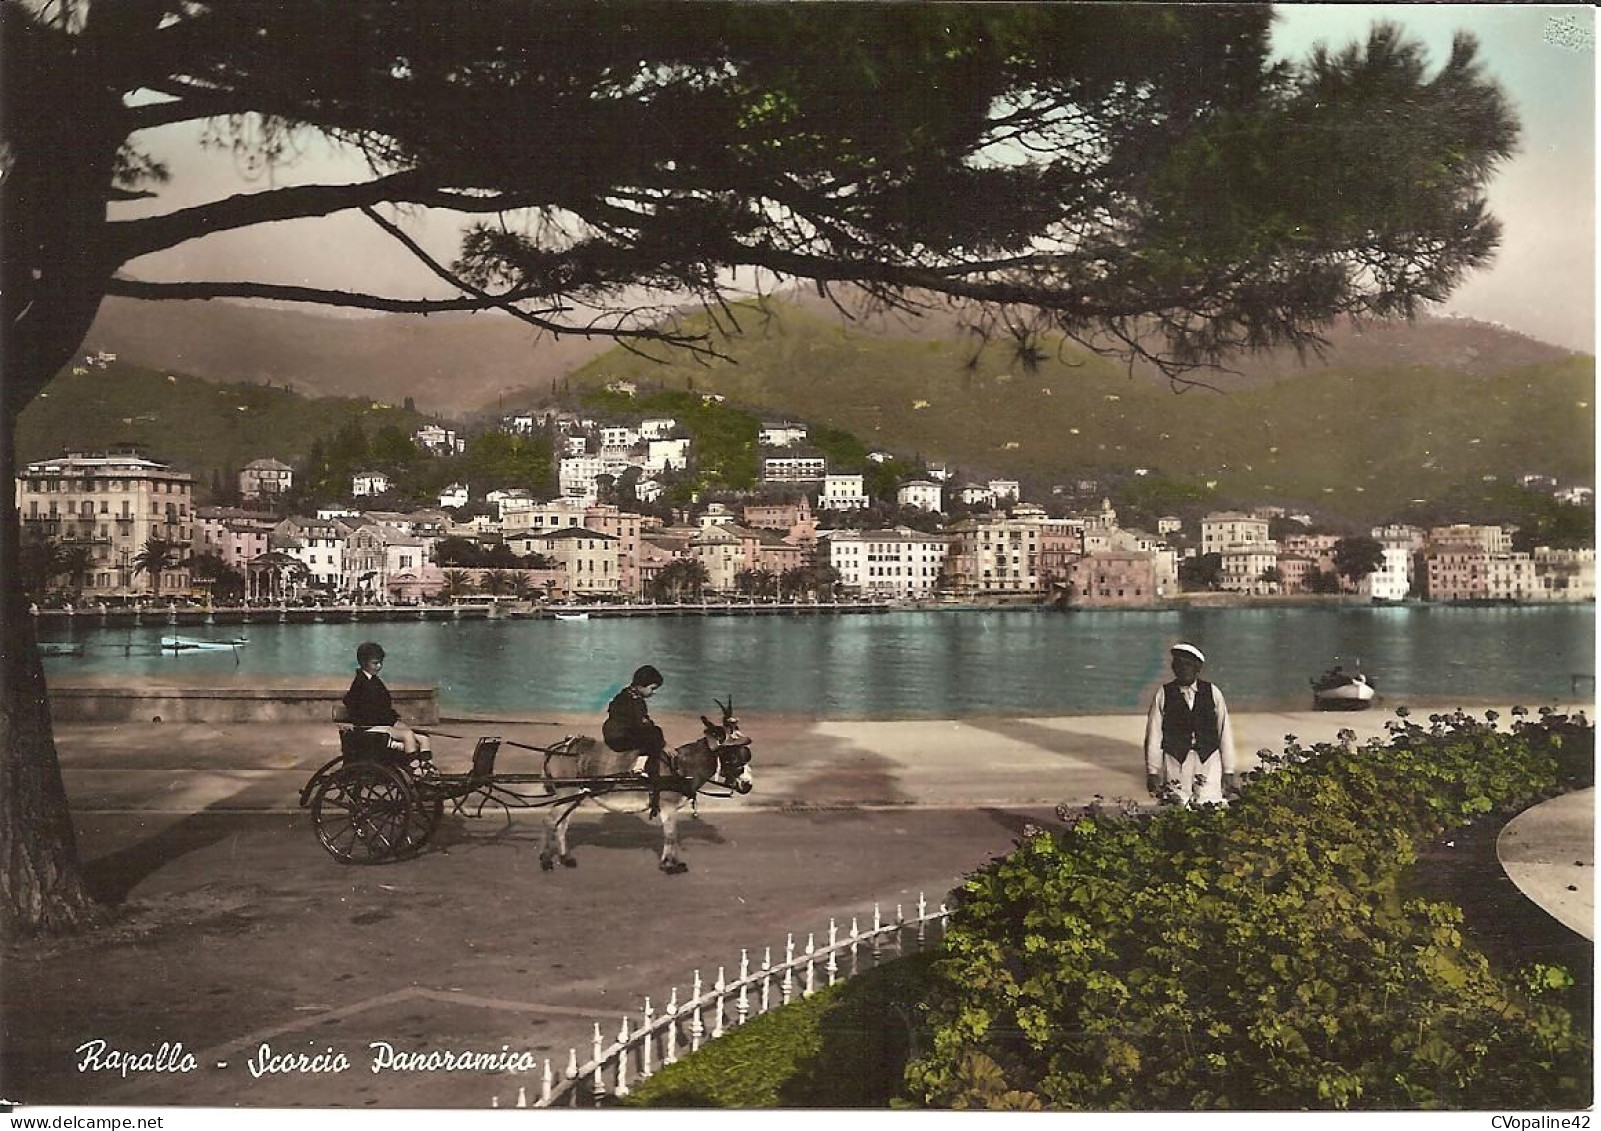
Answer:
[
  {"xmin": 825, "ymin": 527, "xmax": 951, "ymax": 598},
  {"xmin": 16, "ymin": 450, "xmax": 196, "ymax": 598}
]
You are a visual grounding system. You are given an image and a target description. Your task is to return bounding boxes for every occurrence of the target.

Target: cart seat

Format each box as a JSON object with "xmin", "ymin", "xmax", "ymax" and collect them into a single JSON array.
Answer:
[
  {"xmin": 469, "ymin": 738, "xmax": 501, "ymax": 779},
  {"xmin": 332, "ymin": 704, "xmax": 401, "ymax": 759}
]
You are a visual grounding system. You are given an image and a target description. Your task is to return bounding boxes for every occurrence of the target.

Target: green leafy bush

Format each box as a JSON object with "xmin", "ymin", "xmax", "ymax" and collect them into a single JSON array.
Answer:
[
  {"xmin": 623, "ymin": 953, "xmax": 936, "ymax": 1108},
  {"xmin": 905, "ymin": 709, "xmax": 1594, "ymax": 1111}
]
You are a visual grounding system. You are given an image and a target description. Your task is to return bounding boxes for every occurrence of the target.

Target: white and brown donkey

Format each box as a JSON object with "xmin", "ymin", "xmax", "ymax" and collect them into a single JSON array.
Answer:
[{"xmin": 539, "ymin": 698, "xmax": 753, "ymax": 874}]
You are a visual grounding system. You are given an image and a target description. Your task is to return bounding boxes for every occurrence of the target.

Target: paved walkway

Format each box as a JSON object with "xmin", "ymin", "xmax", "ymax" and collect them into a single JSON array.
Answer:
[
  {"xmin": 1497, "ymin": 788, "xmax": 1596, "ymax": 941},
  {"xmin": 6, "ymin": 702, "xmax": 1590, "ymax": 1108}
]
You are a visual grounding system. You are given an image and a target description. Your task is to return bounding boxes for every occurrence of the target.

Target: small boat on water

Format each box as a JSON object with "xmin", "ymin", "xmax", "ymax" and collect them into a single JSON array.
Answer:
[
  {"xmin": 162, "ymin": 635, "xmax": 249, "ymax": 652},
  {"xmin": 552, "ymin": 611, "xmax": 590, "ymax": 622},
  {"xmin": 38, "ymin": 641, "xmax": 85, "ymax": 657},
  {"xmin": 1312, "ymin": 662, "xmax": 1377, "ymax": 710}
]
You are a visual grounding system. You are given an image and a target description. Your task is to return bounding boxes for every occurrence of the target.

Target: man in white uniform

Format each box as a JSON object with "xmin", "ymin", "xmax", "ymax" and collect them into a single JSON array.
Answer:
[{"xmin": 1144, "ymin": 642, "xmax": 1237, "ymax": 806}]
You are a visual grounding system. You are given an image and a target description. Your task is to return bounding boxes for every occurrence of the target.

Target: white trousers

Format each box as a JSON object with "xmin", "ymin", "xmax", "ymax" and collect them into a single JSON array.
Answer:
[
  {"xmin": 363, "ymin": 723, "xmax": 430, "ymax": 756},
  {"xmin": 1160, "ymin": 750, "xmax": 1225, "ymax": 807}
]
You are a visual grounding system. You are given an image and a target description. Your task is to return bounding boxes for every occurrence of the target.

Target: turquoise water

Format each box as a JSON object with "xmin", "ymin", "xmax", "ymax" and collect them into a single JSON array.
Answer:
[{"xmin": 38, "ymin": 605, "xmax": 1595, "ymax": 719}]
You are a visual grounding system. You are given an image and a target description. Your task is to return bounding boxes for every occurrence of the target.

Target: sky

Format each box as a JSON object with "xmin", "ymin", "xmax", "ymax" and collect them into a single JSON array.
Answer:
[{"xmin": 123, "ymin": 4, "xmax": 1597, "ymax": 354}]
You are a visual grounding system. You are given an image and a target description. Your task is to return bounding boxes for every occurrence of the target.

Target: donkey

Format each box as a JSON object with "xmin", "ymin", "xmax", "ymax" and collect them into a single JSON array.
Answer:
[{"xmin": 539, "ymin": 698, "xmax": 753, "ymax": 874}]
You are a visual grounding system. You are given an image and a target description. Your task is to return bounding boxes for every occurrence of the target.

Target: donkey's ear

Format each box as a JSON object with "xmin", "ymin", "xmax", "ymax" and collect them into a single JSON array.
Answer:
[
  {"xmin": 726, "ymin": 695, "xmax": 735, "ymax": 717},
  {"xmin": 713, "ymin": 696, "xmax": 727, "ymax": 715},
  {"xmin": 701, "ymin": 714, "xmax": 717, "ymax": 730}
]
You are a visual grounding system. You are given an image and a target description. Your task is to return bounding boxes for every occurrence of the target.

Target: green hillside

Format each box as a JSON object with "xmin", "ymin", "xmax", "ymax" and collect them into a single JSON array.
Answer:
[
  {"xmin": 16, "ymin": 363, "xmax": 424, "ymax": 489},
  {"xmin": 567, "ymin": 300, "xmax": 1594, "ymax": 523}
]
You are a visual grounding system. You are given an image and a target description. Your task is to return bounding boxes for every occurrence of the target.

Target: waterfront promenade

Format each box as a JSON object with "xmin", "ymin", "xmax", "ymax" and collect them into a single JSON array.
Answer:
[{"xmin": 3, "ymin": 690, "xmax": 1589, "ymax": 1109}]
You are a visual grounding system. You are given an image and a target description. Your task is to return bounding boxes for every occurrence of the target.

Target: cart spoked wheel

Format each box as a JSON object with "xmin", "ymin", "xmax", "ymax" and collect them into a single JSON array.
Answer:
[{"xmin": 311, "ymin": 760, "xmax": 420, "ymax": 864}]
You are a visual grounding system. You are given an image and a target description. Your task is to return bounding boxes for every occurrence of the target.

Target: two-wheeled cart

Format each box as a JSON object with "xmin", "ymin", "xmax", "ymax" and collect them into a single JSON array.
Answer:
[{"xmin": 297, "ymin": 724, "xmax": 660, "ymax": 865}]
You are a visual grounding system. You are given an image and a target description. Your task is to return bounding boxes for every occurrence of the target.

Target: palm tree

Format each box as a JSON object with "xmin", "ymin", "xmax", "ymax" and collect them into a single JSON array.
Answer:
[
  {"xmin": 58, "ymin": 545, "xmax": 95, "ymax": 595},
  {"xmin": 507, "ymin": 572, "xmax": 534, "ymax": 600},
  {"xmin": 18, "ymin": 535, "xmax": 67, "ymax": 599},
  {"xmin": 441, "ymin": 569, "xmax": 475, "ymax": 598},
  {"xmin": 683, "ymin": 558, "xmax": 710, "ymax": 601},
  {"xmin": 132, "ymin": 536, "xmax": 178, "ymax": 599},
  {"xmin": 481, "ymin": 569, "xmax": 512, "ymax": 596}
]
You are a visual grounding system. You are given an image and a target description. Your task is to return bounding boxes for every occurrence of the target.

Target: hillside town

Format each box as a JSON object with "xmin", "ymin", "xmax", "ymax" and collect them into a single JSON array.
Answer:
[{"xmin": 15, "ymin": 389, "xmax": 1595, "ymax": 610}]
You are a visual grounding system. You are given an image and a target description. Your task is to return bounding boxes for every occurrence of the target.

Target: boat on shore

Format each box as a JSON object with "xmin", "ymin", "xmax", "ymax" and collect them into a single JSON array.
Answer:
[
  {"xmin": 552, "ymin": 611, "xmax": 590, "ymax": 622},
  {"xmin": 1311, "ymin": 663, "xmax": 1377, "ymax": 710},
  {"xmin": 38, "ymin": 641, "xmax": 85, "ymax": 657}
]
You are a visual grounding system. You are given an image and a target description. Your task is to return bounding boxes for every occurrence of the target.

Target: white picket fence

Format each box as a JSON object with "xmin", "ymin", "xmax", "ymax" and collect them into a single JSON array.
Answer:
[{"xmin": 489, "ymin": 892, "xmax": 952, "ymax": 1109}]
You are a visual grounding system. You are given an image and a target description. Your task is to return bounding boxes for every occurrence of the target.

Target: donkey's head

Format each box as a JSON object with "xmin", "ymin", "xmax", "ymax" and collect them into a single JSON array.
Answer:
[{"xmin": 699, "ymin": 696, "xmax": 753, "ymax": 794}]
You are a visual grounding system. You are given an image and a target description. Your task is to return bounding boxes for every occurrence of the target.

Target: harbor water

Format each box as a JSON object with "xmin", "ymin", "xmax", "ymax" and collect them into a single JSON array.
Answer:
[{"xmin": 37, "ymin": 604, "xmax": 1595, "ymax": 720}]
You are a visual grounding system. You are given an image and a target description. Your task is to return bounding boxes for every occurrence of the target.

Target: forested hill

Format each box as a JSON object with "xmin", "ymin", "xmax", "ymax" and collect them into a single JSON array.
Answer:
[
  {"xmin": 554, "ymin": 300, "xmax": 1593, "ymax": 522},
  {"xmin": 16, "ymin": 363, "xmax": 424, "ymax": 490},
  {"xmin": 46, "ymin": 295, "xmax": 1596, "ymax": 525}
]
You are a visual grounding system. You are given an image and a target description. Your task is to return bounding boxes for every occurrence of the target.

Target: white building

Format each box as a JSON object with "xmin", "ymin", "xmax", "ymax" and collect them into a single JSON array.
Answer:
[
  {"xmin": 639, "ymin": 418, "xmax": 678, "ymax": 441},
  {"xmin": 563, "ymin": 435, "xmax": 589, "ymax": 457},
  {"xmin": 1201, "ymin": 511, "xmax": 1271, "ymax": 556},
  {"xmin": 559, "ymin": 456, "xmax": 607, "ymax": 498},
  {"xmin": 238, "ymin": 458, "xmax": 293, "ymax": 501},
  {"xmin": 485, "ymin": 488, "xmax": 537, "ymax": 519},
  {"xmin": 1486, "ymin": 552, "xmax": 1540, "ymax": 602},
  {"xmin": 1157, "ymin": 516, "xmax": 1184, "ymax": 536},
  {"xmin": 897, "ymin": 479, "xmax": 943, "ymax": 513},
  {"xmin": 437, "ymin": 483, "xmax": 469, "ymax": 509},
  {"xmin": 647, "ymin": 438, "xmax": 692, "ymax": 473},
  {"xmin": 352, "ymin": 471, "xmax": 391, "ymax": 498},
  {"xmin": 273, "ymin": 517, "xmax": 348, "ymax": 592},
  {"xmin": 826, "ymin": 527, "xmax": 951, "ymax": 597},
  {"xmin": 759, "ymin": 422, "xmax": 808, "ymax": 448},
  {"xmin": 1362, "ymin": 542, "xmax": 1414, "ymax": 601},
  {"xmin": 1533, "ymin": 547, "xmax": 1596, "ymax": 602},
  {"xmin": 501, "ymin": 497, "xmax": 591, "ymax": 535},
  {"xmin": 696, "ymin": 503, "xmax": 737, "ymax": 529},
  {"xmin": 956, "ymin": 483, "xmax": 996, "ymax": 508},
  {"xmin": 762, "ymin": 456, "xmax": 826, "ymax": 483},
  {"xmin": 819, "ymin": 473, "xmax": 870, "ymax": 511},
  {"xmin": 413, "ymin": 423, "xmax": 465, "ymax": 455},
  {"xmin": 1219, "ymin": 545, "xmax": 1280, "ymax": 595},
  {"xmin": 600, "ymin": 426, "xmax": 639, "ymax": 450},
  {"xmin": 635, "ymin": 478, "xmax": 666, "ymax": 503},
  {"xmin": 988, "ymin": 479, "xmax": 1020, "ymax": 504}
]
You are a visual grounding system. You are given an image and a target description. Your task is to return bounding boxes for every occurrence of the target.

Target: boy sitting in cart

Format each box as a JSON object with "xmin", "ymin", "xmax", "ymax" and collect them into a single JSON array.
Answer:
[
  {"xmin": 344, "ymin": 641, "xmax": 432, "ymax": 761},
  {"xmin": 604, "ymin": 664, "xmax": 668, "ymax": 817}
]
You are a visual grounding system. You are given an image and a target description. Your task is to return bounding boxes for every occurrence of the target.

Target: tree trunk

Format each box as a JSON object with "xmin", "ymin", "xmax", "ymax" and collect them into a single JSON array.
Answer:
[
  {"xmin": 1, "ymin": 430, "xmax": 105, "ymax": 939},
  {"xmin": 0, "ymin": 20, "xmax": 127, "ymax": 940}
]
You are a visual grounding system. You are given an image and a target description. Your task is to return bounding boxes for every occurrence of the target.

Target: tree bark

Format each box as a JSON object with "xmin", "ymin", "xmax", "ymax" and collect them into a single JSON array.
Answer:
[
  {"xmin": 0, "ymin": 18, "xmax": 125, "ymax": 940},
  {"xmin": 0, "ymin": 429, "xmax": 105, "ymax": 939}
]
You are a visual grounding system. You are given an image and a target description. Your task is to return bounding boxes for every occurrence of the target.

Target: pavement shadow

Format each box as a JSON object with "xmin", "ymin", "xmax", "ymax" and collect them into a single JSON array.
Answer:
[
  {"xmin": 82, "ymin": 807, "xmax": 263, "ymax": 905},
  {"xmin": 963, "ymin": 716, "xmax": 1145, "ymax": 764},
  {"xmin": 773, "ymin": 728, "xmax": 912, "ymax": 806}
]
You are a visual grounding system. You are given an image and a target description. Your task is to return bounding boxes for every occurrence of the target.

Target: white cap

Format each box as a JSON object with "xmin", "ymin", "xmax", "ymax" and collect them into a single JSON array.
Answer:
[{"xmin": 1170, "ymin": 642, "xmax": 1206, "ymax": 663}]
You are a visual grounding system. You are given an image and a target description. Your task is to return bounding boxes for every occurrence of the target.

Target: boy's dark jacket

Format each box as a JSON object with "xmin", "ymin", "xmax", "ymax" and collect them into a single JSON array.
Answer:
[
  {"xmin": 344, "ymin": 672, "xmax": 399, "ymax": 727},
  {"xmin": 603, "ymin": 687, "xmax": 657, "ymax": 752}
]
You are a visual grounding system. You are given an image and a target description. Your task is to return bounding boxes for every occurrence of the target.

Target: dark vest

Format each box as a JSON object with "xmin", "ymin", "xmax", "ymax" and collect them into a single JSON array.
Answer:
[{"xmin": 1160, "ymin": 679, "xmax": 1221, "ymax": 761}]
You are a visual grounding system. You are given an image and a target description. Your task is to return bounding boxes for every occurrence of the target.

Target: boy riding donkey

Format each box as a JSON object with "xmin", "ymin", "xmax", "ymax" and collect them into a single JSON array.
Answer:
[{"xmin": 603, "ymin": 664, "xmax": 670, "ymax": 818}]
